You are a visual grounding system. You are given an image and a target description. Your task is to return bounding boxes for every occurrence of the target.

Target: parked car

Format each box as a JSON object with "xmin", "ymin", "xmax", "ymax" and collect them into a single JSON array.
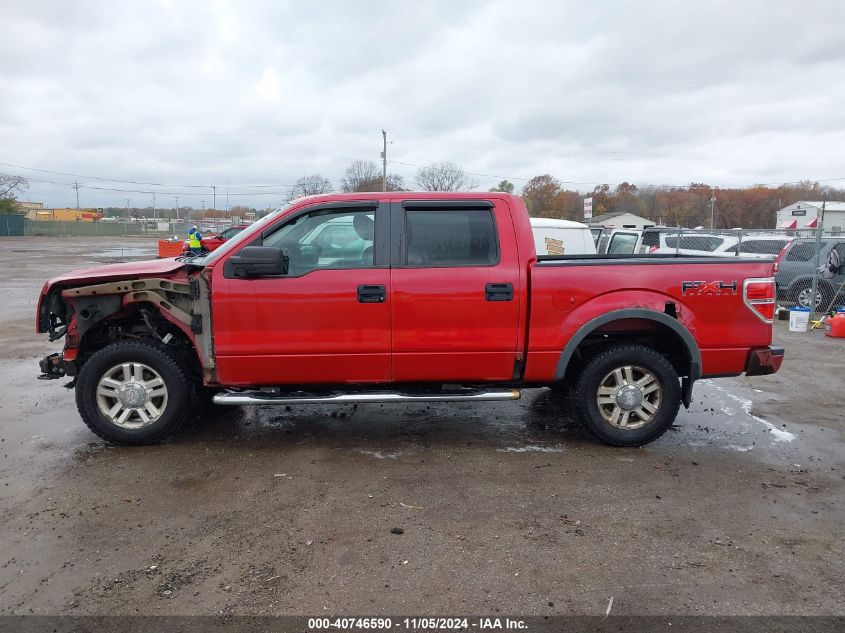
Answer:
[
  {"xmin": 530, "ymin": 218, "xmax": 596, "ymax": 256},
  {"xmin": 37, "ymin": 192, "xmax": 782, "ymax": 448},
  {"xmin": 183, "ymin": 224, "xmax": 250, "ymax": 253},
  {"xmin": 653, "ymin": 233, "xmax": 793, "ymax": 259},
  {"xmin": 774, "ymin": 238, "xmax": 845, "ymax": 308}
]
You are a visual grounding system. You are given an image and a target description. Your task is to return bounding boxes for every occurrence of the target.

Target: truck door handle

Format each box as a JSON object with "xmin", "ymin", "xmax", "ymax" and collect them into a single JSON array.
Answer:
[
  {"xmin": 485, "ymin": 282, "xmax": 514, "ymax": 301},
  {"xmin": 357, "ymin": 284, "xmax": 386, "ymax": 303}
]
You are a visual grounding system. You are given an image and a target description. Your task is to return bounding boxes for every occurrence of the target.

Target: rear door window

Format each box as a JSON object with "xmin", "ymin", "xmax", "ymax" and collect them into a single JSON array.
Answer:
[
  {"xmin": 404, "ymin": 209, "xmax": 499, "ymax": 266},
  {"xmin": 786, "ymin": 242, "xmax": 818, "ymax": 261},
  {"xmin": 725, "ymin": 239, "xmax": 791, "ymax": 255},
  {"xmin": 607, "ymin": 232, "xmax": 639, "ymax": 254}
]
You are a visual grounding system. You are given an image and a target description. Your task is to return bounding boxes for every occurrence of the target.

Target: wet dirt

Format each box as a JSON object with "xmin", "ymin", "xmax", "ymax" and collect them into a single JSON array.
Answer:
[{"xmin": 0, "ymin": 236, "xmax": 843, "ymax": 616}]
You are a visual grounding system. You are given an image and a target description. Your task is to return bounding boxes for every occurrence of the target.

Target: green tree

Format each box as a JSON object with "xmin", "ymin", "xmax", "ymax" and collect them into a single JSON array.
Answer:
[{"xmin": 489, "ymin": 179, "xmax": 515, "ymax": 194}]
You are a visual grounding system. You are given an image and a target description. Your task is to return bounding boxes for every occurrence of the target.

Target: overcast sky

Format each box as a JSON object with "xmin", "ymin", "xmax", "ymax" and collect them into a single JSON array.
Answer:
[{"xmin": 2, "ymin": 0, "xmax": 845, "ymax": 209}]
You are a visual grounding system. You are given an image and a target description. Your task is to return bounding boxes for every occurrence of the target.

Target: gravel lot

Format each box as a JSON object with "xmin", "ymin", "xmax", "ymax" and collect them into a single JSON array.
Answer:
[{"xmin": 0, "ymin": 237, "xmax": 843, "ymax": 617}]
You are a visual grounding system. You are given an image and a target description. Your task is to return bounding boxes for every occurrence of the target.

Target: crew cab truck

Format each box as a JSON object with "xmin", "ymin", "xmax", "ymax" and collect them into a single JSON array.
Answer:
[{"xmin": 36, "ymin": 192, "xmax": 783, "ymax": 447}]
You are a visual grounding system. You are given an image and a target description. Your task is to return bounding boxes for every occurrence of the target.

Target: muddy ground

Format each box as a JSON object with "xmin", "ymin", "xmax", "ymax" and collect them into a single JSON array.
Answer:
[{"xmin": 0, "ymin": 236, "xmax": 842, "ymax": 617}]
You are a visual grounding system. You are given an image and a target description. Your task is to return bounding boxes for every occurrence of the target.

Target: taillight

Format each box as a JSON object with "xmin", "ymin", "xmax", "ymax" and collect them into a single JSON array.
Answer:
[
  {"xmin": 743, "ymin": 277, "xmax": 775, "ymax": 323},
  {"xmin": 772, "ymin": 244, "xmax": 789, "ymax": 274}
]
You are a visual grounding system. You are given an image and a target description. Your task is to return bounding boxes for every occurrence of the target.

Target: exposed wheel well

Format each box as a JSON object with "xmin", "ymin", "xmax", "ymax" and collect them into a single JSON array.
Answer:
[
  {"xmin": 559, "ymin": 317, "xmax": 696, "ymax": 387},
  {"xmin": 76, "ymin": 304, "xmax": 201, "ymax": 381}
]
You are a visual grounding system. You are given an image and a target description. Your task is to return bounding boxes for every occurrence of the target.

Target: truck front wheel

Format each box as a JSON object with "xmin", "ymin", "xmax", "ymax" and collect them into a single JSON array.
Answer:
[
  {"xmin": 75, "ymin": 340, "xmax": 196, "ymax": 444},
  {"xmin": 573, "ymin": 344, "xmax": 680, "ymax": 447}
]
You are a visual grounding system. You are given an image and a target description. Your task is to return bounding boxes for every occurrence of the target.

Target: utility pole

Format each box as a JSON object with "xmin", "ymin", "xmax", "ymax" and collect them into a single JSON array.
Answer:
[
  {"xmin": 200, "ymin": 200, "xmax": 205, "ymax": 224},
  {"xmin": 809, "ymin": 198, "xmax": 826, "ymax": 313},
  {"xmin": 125, "ymin": 199, "xmax": 130, "ymax": 220},
  {"xmin": 226, "ymin": 176, "xmax": 230, "ymax": 213},
  {"xmin": 381, "ymin": 129, "xmax": 387, "ymax": 192},
  {"xmin": 174, "ymin": 195, "xmax": 180, "ymax": 221},
  {"xmin": 74, "ymin": 181, "xmax": 80, "ymax": 210},
  {"xmin": 212, "ymin": 185, "xmax": 217, "ymax": 212},
  {"xmin": 710, "ymin": 191, "xmax": 716, "ymax": 229},
  {"xmin": 152, "ymin": 192, "xmax": 156, "ymax": 222}
]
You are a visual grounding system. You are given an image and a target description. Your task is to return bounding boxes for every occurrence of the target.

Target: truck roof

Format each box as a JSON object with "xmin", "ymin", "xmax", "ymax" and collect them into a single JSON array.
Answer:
[{"xmin": 288, "ymin": 191, "xmax": 521, "ymax": 206}]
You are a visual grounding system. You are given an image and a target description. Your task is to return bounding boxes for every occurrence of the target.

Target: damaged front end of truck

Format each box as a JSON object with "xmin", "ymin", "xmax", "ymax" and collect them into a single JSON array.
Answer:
[{"xmin": 36, "ymin": 260, "xmax": 216, "ymax": 387}]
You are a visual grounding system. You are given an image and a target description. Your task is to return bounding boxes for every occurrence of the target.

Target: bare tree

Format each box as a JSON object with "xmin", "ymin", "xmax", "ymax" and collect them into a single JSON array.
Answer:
[
  {"xmin": 0, "ymin": 174, "xmax": 28, "ymax": 213},
  {"xmin": 0, "ymin": 174, "xmax": 28, "ymax": 200},
  {"xmin": 292, "ymin": 174, "xmax": 332, "ymax": 199},
  {"xmin": 415, "ymin": 162, "xmax": 477, "ymax": 192},
  {"xmin": 340, "ymin": 160, "xmax": 405, "ymax": 192},
  {"xmin": 341, "ymin": 160, "xmax": 382, "ymax": 192},
  {"xmin": 384, "ymin": 173, "xmax": 406, "ymax": 192}
]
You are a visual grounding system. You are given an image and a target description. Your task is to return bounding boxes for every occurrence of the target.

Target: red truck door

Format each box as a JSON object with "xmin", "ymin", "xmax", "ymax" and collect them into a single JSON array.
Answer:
[
  {"xmin": 389, "ymin": 199, "xmax": 521, "ymax": 382},
  {"xmin": 212, "ymin": 200, "xmax": 392, "ymax": 386}
]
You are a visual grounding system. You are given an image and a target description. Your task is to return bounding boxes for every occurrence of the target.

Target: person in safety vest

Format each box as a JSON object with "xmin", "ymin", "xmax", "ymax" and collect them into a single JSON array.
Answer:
[{"xmin": 186, "ymin": 225, "xmax": 203, "ymax": 254}]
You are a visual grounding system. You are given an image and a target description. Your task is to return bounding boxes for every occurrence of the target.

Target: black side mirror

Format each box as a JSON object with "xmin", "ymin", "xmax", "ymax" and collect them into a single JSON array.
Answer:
[{"xmin": 229, "ymin": 246, "xmax": 288, "ymax": 278}]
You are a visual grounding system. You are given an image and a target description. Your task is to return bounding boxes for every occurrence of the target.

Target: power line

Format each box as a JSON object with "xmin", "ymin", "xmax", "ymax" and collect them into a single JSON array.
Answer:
[
  {"xmin": 0, "ymin": 160, "xmax": 345, "ymax": 189},
  {"xmin": 7, "ymin": 158, "xmax": 845, "ymax": 198}
]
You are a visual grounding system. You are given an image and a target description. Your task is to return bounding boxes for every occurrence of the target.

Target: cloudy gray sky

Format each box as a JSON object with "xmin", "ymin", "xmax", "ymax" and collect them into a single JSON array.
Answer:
[{"xmin": 2, "ymin": 0, "xmax": 845, "ymax": 209}]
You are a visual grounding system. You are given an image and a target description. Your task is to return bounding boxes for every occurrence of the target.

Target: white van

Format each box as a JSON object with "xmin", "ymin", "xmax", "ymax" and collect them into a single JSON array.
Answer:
[{"xmin": 530, "ymin": 218, "xmax": 597, "ymax": 256}]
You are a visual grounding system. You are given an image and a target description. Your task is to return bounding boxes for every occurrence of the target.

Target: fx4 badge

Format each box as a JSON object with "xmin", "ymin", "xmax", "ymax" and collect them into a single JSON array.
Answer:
[{"xmin": 681, "ymin": 280, "xmax": 738, "ymax": 296}]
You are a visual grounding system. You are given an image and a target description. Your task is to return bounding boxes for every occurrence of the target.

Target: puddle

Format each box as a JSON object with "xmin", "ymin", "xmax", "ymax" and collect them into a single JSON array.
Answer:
[
  {"xmin": 497, "ymin": 445, "xmax": 564, "ymax": 453},
  {"xmin": 707, "ymin": 382, "xmax": 796, "ymax": 442},
  {"xmin": 359, "ymin": 450, "xmax": 401, "ymax": 459},
  {"xmin": 92, "ymin": 247, "xmax": 155, "ymax": 258}
]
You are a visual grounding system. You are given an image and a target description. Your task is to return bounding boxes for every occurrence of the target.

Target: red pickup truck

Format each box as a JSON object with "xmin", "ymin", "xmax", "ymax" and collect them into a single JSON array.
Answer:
[{"xmin": 36, "ymin": 192, "xmax": 783, "ymax": 447}]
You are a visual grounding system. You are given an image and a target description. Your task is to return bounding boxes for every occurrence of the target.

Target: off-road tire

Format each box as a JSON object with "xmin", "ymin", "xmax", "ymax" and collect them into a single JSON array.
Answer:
[
  {"xmin": 573, "ymin": 344, "xmax": 681, "ymax": 447},
  {"xmin": 75, "ymin": 340, "xmax": 196, "ymax": 444}
]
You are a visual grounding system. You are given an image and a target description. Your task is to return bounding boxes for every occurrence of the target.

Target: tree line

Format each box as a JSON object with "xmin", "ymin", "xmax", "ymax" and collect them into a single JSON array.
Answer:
[
  {"xmin": 294, "ymin": 163, "xmax": 845, "ymax": 229},
  {"xmin": 506, "ymin": 176, "xmax": 845, "ymax": 229},
  {"xmin": 5, "ymin": 164, "xmax": 844, "ymax": 229},
  {"xmin": 291, "ymin": 160, "xmax": 477, "ymax": 198}
]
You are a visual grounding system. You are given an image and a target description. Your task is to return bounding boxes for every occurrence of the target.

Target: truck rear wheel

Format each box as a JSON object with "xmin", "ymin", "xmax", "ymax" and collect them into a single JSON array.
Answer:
[
  {"xmin": 75, "ymin": 340, "xmax": 196, "ymax": 444},
  {"xmin": 573, "ymin": 344, "xmax": 680, "ymax": 447}
]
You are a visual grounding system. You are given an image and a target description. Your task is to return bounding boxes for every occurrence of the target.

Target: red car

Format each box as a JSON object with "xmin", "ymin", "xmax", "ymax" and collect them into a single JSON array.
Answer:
[
  {"xmin": 37, "ymin": 192, "xmax": 782, "ymax": 446},
  {"xmin": 182, "ymin": 224, "xmax": 250, "ymax": 253}
]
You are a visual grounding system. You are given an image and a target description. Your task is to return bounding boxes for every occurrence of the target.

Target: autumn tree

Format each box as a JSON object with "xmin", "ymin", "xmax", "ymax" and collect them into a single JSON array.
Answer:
[
  {"xmin": 415, "ymin": 162, "xmax": 477, "ymax": 192},
  {"xmin": 521, "ymin": 175, "xmax": 560, "ymax": 217},
  {"xmin": 590, "ymin": 184, "xmax": 611, "ymax": 216}
]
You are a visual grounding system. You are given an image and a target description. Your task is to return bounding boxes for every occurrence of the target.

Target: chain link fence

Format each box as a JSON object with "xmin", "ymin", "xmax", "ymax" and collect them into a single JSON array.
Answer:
[
  {"xmin": 595, "ymin": 226, "xmax": 845, "ymax": 316},
  {"xmin": 19, "ymin": 219, "xmax": 245, "ymax": 238},
  {"xmin": 24, "ymin": 219, "xmax": 149, "ymax": 237}
]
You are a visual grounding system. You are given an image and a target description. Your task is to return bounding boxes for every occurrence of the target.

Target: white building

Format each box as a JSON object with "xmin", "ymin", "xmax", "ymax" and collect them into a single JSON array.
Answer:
[
  {"xmin": 589, "ymin": 211, "xmax": 657, "ymax": 230},
  {"xmin": 776, "ymin": 200, "xmax": 845, "ymax": 234}
]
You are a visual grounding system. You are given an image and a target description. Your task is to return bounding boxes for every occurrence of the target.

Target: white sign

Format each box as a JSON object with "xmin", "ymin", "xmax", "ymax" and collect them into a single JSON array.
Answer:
[{"xmin": 583, "ymin": 197, "xmax": 593, "ymax": 219}]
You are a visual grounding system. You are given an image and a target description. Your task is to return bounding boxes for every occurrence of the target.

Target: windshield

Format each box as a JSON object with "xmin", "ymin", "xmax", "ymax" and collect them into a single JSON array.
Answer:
[{"xmin": 183, "ymin": 203, "xmax": 294, "ymax": 266}]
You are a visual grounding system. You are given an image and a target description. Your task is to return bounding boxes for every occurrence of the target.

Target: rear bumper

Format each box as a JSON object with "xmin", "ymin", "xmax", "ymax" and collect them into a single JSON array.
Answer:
[{"xmin": 745, "ymin": 346, "xmax": 784, "ymax": 376}]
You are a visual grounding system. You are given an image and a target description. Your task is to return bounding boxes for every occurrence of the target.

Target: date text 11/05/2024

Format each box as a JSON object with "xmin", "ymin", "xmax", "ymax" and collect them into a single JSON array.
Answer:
[{"xmin": 307, "ymin": 617, "xmax": 527, "ymax": 630}]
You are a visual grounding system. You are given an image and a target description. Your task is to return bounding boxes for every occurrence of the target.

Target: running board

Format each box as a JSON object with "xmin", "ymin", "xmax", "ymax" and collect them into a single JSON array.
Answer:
[{"xmin": 213, "ymin": 389, "xmax": 521, "ymax": 406}]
